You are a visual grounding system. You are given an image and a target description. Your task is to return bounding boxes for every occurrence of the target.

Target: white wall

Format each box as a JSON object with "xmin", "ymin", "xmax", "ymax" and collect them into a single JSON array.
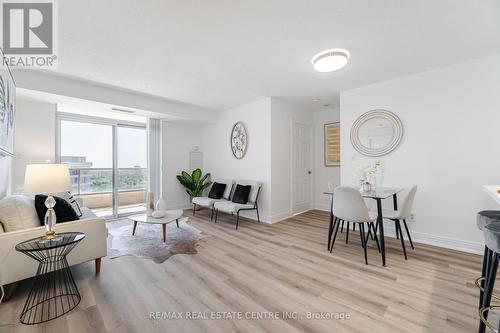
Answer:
[
  {"xmin": 270, "ymin": 98, "xmax": 313, "ymax": 220},
  {"xmin": 313, "ymin": 108, "xmax": 340, "ymax": 211},
  {"xmin": 0, "ymin": 155, "xmax": 12, "ymax": 199},
  {"xmin": 161, "ymin": 121, "xmax": 204, "ymax": 210},
  {"xmin": 340, "ymin": 53, "xmax": 500, "ymax": 253},
  {"xmin": 12, "ymin": 99, "xmax": 57, "ymax": 192},
  {"xmin": 203, "ymin": 98, "xmax": 272, "ymax": 222}
]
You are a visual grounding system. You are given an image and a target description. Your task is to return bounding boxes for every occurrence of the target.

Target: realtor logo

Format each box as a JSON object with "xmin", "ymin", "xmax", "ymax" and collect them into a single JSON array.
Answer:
[{"xmin": 0, "ymin": 0, "xmax": 58, "ymax": 68}]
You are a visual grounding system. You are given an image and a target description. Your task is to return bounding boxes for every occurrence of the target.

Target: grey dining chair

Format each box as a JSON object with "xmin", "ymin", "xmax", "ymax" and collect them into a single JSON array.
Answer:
[
  {"xmin": 379, "ymin": 185, "xmax": 417, "ymax": 259},
  {"xmin": 330, "ymin": 186, "xmax": 380, "ymax": 265}
]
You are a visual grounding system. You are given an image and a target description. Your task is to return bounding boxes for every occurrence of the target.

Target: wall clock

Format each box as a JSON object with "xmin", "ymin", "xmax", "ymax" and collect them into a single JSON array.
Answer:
[{"xmin": 230, "ymin": 122, "xmax": 248, "ymax": 159}]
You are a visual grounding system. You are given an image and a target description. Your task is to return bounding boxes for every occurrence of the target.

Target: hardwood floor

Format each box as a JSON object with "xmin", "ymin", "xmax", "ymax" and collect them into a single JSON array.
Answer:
[{"xmin": 0, "ymin": 210, "xmax": 484, "ymax": 333}]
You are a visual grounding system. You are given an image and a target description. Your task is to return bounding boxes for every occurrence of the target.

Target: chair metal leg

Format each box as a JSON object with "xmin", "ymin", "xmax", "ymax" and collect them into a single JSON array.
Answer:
[
  {"xmin": 210, "ymin": 207, "xmax": 214, "ymax": 220},
  {"xmin": 346, "ymin": 222, "xmax": 350, "ymax": 244},
  {"xmin": 367, "ymin": 224, "xmax": 374, "ymax": 240},
  {"xmin": 341, "ymin": 220, "xmax": 344, "ymax": 233},
  {"xmin": 396, "ymin": 220, "xmax": 407, "ymax": 260},
  {"xmin": 480, "ymin": 252, "xmax": 500, "ymax": 333},
  {"xmin": 395, "ymin": 220, "xmax": 400, "ymax": 239},
  {"xmin": 193, "ymin": 203, "xmax": 196, "ymax": 216},
  {"xmin": 479, "ymin": 246, "xmax": 491, "ymax": 309},
  {"xmin": 372, "ymin": 222, "xmax": 381, "ymax": 253},
  {"xmin": 353, "ymin": 223, "xmax": 356, "ymax": 231},
  {"xmin": 256, "ymin": 207, "xmax": 260, "ymax": 223},
  {"xmin": 330, "ymin": 219, "xmax": 341, "ymax": 253},
  {"xmin": 328, "ymin": 216, "xmax": 337, "ymax": 250},
  {"xmin": 236, "ymin": 212, "xmax": 240, "ymax": 230},
  {"xmin": 214, "ymin": 209, "xmax": 218, "ymax": 223},
  {"xmin": 403, "ymin": 219, "xmax": 414, "ymax": 249},
  {"xmin": 366, "ymin": 222, "xmax": 381, "ymax": 253},
  {"xmin": 360, "ymin": 223, "xmax": 368, "ymax": 265}
]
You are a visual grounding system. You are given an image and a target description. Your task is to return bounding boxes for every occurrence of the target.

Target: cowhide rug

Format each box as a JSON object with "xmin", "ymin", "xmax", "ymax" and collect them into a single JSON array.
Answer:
[{"xmin": 107, "ymin": 217, "xmax": 206, "ymax": 264}]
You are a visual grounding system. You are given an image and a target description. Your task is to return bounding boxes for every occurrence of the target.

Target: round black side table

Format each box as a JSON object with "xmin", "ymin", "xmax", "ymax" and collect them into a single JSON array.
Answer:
[{"xmin": 15, "ymin": 232, "xmax": 85, "ymax": 325}]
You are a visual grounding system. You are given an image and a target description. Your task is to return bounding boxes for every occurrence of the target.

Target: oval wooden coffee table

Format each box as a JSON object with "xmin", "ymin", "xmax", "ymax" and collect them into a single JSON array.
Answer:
[{"xmin": 128, "ymin": 210, "xmax": 183, "ymax": 242}]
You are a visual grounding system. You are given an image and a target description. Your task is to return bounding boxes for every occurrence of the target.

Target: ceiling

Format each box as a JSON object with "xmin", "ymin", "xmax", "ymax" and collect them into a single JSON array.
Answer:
[{"xmin": 54, "ymin": 0, "xmax": 500, "ymax": 111}]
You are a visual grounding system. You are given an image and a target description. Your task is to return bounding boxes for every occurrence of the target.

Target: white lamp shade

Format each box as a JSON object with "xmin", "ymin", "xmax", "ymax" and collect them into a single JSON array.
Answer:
[{"xmin": 24, "ymin": 164, "xmax": 72, "ymax": 194}]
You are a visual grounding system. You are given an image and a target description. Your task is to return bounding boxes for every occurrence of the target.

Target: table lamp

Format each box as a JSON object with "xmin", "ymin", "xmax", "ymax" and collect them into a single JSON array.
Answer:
[{"xmin": 24, "ymin": 164, "xmax": 72, "ymax": 240}]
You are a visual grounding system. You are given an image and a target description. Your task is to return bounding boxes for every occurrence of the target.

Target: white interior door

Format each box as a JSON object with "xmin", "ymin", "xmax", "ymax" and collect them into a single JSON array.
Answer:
[{"xmin": 292, "ymin": 122, "xmax": 312, "ymax": 214}]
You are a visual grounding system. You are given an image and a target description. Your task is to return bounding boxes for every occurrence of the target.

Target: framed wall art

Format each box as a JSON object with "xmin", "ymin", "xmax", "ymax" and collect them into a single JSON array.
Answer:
[{"xmin": 324, "ymin": 122, "xmax": 340, "ymax": 167}]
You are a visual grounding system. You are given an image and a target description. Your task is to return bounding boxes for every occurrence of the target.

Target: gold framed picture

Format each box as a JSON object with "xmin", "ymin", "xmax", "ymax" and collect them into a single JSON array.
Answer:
[{"xmin": 324, "ymin": 122, "xmax": 340, "ymax": 166}]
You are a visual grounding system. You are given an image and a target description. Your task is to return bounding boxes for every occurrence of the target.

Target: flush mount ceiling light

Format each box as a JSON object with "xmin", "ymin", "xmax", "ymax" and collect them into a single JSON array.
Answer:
[{"xmin": 311, "ymin": 49, "xmax": 350, "ymax": 73}]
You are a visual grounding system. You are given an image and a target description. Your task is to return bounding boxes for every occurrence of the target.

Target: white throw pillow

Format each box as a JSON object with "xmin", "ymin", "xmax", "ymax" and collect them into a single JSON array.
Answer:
[
  {"xmin": 56, "ymin": 192, "xmax": 83, "ymax": 217},
  {"xmin": 0, "ymin": 195, "xmax": 41, "ymax": 232}
]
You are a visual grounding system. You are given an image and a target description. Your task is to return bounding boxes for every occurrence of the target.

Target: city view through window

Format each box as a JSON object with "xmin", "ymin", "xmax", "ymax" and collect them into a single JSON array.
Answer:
[{"xmin": 60, "ymin": 120, "xmax": 147, "ymax": 217}]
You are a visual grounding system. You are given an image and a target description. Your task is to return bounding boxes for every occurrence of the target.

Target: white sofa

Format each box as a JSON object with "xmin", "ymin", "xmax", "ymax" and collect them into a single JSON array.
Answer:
[
  {"xmin": 0, "ymin": 199, "xmax": 107, "ymax": 301},
  {"xmin": 192, "ymin": 179, "xmax": 234, "ymax": 220},
  {"xmin": 214, "ymin": 180, "xmax": 262, "ymax": 229}
]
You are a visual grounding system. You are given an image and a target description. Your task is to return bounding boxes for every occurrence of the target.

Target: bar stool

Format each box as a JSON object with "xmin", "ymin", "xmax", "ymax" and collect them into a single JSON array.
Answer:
[
  {"xmin": 477, "ymin": 211, "xmax": 500, "ymax": 310},
  {"xmin": 477, "ymin": 211, "xmax": 500, "ymax": 333}
]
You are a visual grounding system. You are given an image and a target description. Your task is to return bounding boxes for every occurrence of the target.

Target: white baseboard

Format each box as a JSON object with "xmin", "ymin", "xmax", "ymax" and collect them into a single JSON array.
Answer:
[
  {"xmin": 271, "ymin": 211, "xmax": 293, "ymax": 224},
  {"xmin": 314, "ymin": 203, "xmax": 330, "ymax": 212},
  {"xmin": 382, "ymin": 224, "xmax": 483, "ymax": 255}
]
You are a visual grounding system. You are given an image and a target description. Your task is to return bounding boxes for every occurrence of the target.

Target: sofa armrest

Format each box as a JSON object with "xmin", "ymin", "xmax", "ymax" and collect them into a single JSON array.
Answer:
[{"xmin": 0, "ymin": 217, "xmax": 107, "ymax": 285}]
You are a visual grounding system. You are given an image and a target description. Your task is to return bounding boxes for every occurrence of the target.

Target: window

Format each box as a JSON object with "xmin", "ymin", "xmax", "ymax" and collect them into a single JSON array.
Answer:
[{"xmin": 58, "ymin": 116, "xmax": 147, "ymax": 218}]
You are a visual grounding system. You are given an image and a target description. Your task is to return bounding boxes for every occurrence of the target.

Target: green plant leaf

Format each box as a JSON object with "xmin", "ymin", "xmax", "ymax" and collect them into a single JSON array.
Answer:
[
  {"xmin": 200, "ymin": 173, "xmax": 210, "ymax": 185},
  {"xmin": 192, "ymin": 168, "xmax": 202, "ymax": 183},
  {"xmin": 181, "ymin": 171, "xmax": 192, "ymax": 183},
  {"xmin": 176, "ymin": 169, "xmax": 212, "ymax": 198}
]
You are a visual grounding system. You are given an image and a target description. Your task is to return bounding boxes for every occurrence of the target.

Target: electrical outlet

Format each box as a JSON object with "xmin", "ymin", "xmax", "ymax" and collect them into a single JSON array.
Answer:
[{"xmin": 409, "ymin": 213, "xmax": 416, "ymax": 222}]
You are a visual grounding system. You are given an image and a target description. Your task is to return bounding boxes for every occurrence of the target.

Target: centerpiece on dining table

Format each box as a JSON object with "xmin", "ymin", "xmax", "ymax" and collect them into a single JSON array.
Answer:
[{"xmin": 356, "ymin": 161, "xmax": 384, "ymax": 192}]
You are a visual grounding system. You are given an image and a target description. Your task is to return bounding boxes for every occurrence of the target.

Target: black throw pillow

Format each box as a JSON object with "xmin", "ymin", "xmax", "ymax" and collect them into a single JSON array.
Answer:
[
  {"xmin": 35, "ymin": 195, "xmax": 80, "ymax": 225},
  {"xmin": 208, "ymin": 182, "xmax": 226, "ymax": 199},
  {"xmin": 232, "ymin": 185, "xmax": 252, "ymax": 204}
]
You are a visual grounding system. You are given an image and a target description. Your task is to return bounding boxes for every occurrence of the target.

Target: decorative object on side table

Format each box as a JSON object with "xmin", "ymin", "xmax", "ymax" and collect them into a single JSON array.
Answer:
[
  {"xmin": 230, "ymin": 121, "xmax": 248, "ymax": 159},
  {"xmin": 146, "ymin": 192, "xmax": 155, "ymax": 217},
  {"xmin": 176, "ymin": 168, "xmax": 212, "ymax": 198},
  {"xmin": 23, "ymin": 164, "xmax": 72, "ymax": 240},
  {"xmin": 356, "ymin": 160, "xmax": 384, "ymax": 191},
  {"xmin": 152, "ymin": 210, "xmax": 166, "ymax": 218},
  {"xmin": 324, "ymin": 122, "xmax": 340, "ymax": 166},
  {"xmin": 15, "ymin": 232, "xmax": 85, "ymax": 324},
  {"xmin": 156, "ymin": 197, "xmax": 167, "ymax": 211}
]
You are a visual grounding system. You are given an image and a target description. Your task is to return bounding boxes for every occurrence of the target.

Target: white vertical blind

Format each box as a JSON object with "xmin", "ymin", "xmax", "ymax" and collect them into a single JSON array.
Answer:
[{"xmin": 147, "ymin": 118, "xmax": 162, "ymax": 199}]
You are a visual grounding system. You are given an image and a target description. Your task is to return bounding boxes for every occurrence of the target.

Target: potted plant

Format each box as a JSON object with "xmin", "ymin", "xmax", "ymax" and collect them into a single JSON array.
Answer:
[{"xmin": 176, "ymin": 168, "xmax": 212, "ymax": 199}]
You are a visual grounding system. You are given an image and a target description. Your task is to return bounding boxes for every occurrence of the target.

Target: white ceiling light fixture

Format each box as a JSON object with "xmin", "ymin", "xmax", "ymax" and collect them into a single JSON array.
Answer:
[{"xmin": 311, "ymin": 49, "xmax": 350, "ymax": 73}]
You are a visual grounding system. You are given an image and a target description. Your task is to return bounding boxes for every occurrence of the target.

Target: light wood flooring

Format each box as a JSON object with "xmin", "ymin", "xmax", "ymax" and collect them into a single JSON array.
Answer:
[{"xmin": 0, "ymin": 210, "xmax": 484, "ymax": 333}]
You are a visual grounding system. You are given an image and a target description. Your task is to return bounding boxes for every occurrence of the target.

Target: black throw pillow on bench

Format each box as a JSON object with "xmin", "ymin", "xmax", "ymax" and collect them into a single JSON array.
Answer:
[
  {"xmin": 232, "ymin": 185, "xmax": 252, "ymax": 204},
  {"xmin": 35, "ymin": 195, "xmax": 80, "ymax": 225},
  {"xmin": 208, "ymin": 182, "xmax": 227, "ymax": 199}
]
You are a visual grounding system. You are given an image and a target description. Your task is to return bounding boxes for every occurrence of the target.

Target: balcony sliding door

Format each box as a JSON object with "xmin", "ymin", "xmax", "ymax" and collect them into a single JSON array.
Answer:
[
  {"xmin": 58, "ymin": 117, "xmax": 147, "ymax": 218},
  {"xmin": 116, "ymin": 125, "xmax": 147, "ymax": 216}
]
